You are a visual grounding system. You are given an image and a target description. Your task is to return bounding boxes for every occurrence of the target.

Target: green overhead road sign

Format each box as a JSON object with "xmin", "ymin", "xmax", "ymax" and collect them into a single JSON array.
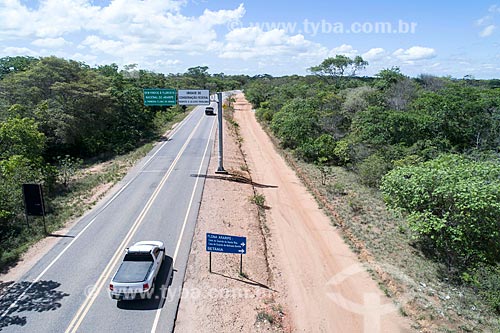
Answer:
[{"xmin": 143, "ymin": 88, "xmax": 176, "ymax": 106}]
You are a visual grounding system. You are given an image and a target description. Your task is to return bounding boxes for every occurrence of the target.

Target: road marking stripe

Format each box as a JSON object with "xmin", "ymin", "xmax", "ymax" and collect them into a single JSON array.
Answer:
[
  {"xmin": 141, "ymin": 108, "xmax": 198, "ymax": 170},
  {"xmin": 64, "ymin": 114, "xmax": 205, "ymax": 333},
  {"xmin": 0, "ymin": 108, "xmax": 199, "ymax": 313},
  {"xmin": 150, "ymin": 114, "xmax": 217, "ymax": 333}
]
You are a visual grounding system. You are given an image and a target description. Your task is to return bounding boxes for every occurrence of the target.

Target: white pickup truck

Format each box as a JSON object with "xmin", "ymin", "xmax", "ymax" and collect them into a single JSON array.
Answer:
[{"xmin": 109, "ymin": 241, "xmax": 165, "ymax": 301}]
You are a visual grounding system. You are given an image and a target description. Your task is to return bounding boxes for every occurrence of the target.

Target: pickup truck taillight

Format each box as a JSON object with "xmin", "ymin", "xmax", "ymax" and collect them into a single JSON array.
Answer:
[
  {"xmin": 109, "ymin": 284, "xmax": 114, "ymax": 291},
  {"xmin": 143, "ymin": 283, "xmax": 149, "ymax": 291}
]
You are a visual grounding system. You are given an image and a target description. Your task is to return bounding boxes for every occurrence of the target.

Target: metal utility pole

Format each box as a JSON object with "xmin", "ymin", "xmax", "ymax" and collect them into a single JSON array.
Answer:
[{"xmin": 215, "ymin": 92, "xmax": 228, "ymax": 174}]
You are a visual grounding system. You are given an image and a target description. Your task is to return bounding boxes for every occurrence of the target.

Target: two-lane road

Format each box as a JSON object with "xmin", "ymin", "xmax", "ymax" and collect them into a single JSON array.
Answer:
[{"xmin": 0, "ymin": 105, "xmax": 217, "ymax": 332}]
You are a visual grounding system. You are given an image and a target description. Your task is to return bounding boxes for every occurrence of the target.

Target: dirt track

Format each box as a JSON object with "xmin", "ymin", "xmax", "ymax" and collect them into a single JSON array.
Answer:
[
  {"xmin": 174, "ymin": 107, "xmax": 287, "ymax": 332},
  {"xmin": 233, "ymin": 94, "xmax": 412, "ymax": 332}
]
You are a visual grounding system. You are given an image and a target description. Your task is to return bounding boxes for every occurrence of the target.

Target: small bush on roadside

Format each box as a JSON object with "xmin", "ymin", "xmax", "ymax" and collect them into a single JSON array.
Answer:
[
  {"xmin": 256, "ymin": 311, "xmax": 274, "ymax": 324},
  {"xmin": 327, "ymin": 182, "xmax": 347, "ymax": 197},
  {"xmin": 250, "ymin": 193, "xmax": 266, "ymax": 208},
  {"xmin": 255, "ymin": 107, "xmax": 274, "ymax": 122},
  {"xmin": 357, "ymin": 153, "xmax": 391, "ymax": 187},
  {"xmin": 347, "ymin": 193, "xmax": 363, "ymax": 214},
  {"xmin": 470, "ymin": 264, "xmax": 500, "ymax": 313},
  {"xmin": 333, "ymin": 139, "xmax": 351, "ymax": 166}
]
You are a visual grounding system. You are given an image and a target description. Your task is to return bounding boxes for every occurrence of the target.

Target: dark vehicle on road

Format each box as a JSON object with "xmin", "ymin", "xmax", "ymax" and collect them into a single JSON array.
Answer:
[{"xmin": 205, "ymin": 106, "xmax": 215, "ymax": 115}]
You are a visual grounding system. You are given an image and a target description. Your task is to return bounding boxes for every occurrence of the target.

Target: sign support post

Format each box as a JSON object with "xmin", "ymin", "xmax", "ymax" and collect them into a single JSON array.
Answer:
[
  {"xmin": 215, "ymin": 92, "xmax": 227, "ymax": 174},
  {"xmin": 42, "ymin": 214, "xmax": 47, "ymax": 235}
]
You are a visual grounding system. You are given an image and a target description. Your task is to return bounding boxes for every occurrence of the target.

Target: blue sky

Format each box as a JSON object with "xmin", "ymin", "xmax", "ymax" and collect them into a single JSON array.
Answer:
[{"xmin": 0, "ymin": 0, "xmax": 498, "ymax": 78}]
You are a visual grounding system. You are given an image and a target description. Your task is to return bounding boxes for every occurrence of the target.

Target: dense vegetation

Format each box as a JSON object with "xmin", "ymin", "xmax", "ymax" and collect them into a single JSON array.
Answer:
[
  {"xmin": 0, "ymin": 56, "xmax": 248, "ymax": 268},
  {"xmin": 1, "ymin": 53, "xmax": 499, "ymax": 316},
  {"xmin": 245, "ymin": 58, "xmax": 500, "ymax": 313}
]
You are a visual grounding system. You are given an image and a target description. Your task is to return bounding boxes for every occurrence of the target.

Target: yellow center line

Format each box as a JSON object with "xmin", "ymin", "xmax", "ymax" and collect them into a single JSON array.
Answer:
[{"xmin": 65, "ymin": 113, "xmax": 204, "ymax": 333}]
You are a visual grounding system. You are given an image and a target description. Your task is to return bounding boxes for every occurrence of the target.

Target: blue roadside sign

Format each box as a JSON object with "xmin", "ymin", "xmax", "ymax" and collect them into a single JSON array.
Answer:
[{"xmin": 206, "ymin": 233, "xmax": 246, "ymax": 254}]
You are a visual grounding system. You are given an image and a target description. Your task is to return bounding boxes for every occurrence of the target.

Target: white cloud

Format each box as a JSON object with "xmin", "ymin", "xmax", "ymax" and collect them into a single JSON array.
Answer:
[
  {"xmin": 328, "ymin": 44, "xmax": 358, "ymax": 58},
  {"xmin": 82, "ymin": 35, "xmax": 124, "ymax": 54},
  {"xmin": 476, "ymin": 17, "xmax": 489, "ymax": 26},
  {"xmin": 156, "ymin": 59, "xmax": 181, "ymax": 66},
  {"xmin": 220, "ymin": 26, "xmax": 327, "ymax": 61},
  {"xmin": 393, "ymin": 46, "xmax": 436, "ymax": 61},
  {"xmin": 88, "ymin": 2, "xmax": 245, "ymax": 53},
  {"xmin": 0, "ymin": 0, "xmax": 100, "ymax": 39},
  {"xmin": 362, "ymin": 48, "xmax": 386, "ymax": 61},
  {"xmin": 476, "ymin": 5, "xmax": 499, "ymax": 37},
  {"xmin": 199, "ymin": 5, "xmax": 246, "ymax": 25},
  {"xmin": 489, "ymin": 4, "xmax": 500, "ymax": 14},
  {"xmin": 479, "ymin": 24, "xmax": 496, "ymax": 37},
  {"xmin": 71, "ymin": 52, "xmax": 99, "ymax": 65},
  {"xmin": 0, "ymin": 0, "xmax": 245, "ymax": 57},
  {"xmin": 32, "ymin": 37, "xmax": 70, "ymax": 48},
  {"xmin": 1, "ymin": 47, "xmax": 38, "ymax": 56}
]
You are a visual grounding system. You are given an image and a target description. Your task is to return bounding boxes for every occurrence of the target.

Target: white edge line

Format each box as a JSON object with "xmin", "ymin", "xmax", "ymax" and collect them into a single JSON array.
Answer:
[
  {"xmin": 0, "ymin": 107, "xmax": 200, "ymax": 317},
  {"xmin": 65, "ymin": 111, "xmax": 206, "ymax": 333},
  {"xmin": 150, "ymin": 115, "xmax": 216, "ymax": 333},
  {"xmin": 141, "ymin": 107, "xmax": 197, "ymax": 169}
]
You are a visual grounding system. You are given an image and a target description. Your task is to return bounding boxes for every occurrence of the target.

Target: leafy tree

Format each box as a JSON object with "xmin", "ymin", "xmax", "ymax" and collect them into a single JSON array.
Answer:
[
  {"xmin": 185, "ymin": 66, "xmax": 210, "ymax": 89},
  {"xmin": 341, "ymin": 86, "xmax": 377, "ymax": 115},
  {"xmin": 381, "ymin": 154, "xmax": 500, "ymax": 267},
  {"xmin": 0, "ymin": 117, "xmax": 46, "ymax": 161},
  {"xmin": 411, "ymin": 85, "xmax": 497, "ymax": 151},
  {"xmin": 374, "ymin": 67, "xmax": 405, "ymax": 90},
  {"xmin": 0, "ymin": 56, "xmax": 38, "ymax": 79},
  {"xmin": 333, "ymin": 139, "xmax": 351, "ymax": 165},
  {"xmin": 296, "ymin": 134, "xmax": 336, "ymax": 163},
  {"xmin": 309, "ymin": 55, "xmax": 368, "ymax": 83},
  {"xmin": 56, "ymin": 155, "xmax": 83, "ymax": 189},
  {"xmin": 357, "ymin": 153, "xmax": 391, "ymax": 187},
  {"xmin": 245, "ymin": 79, "xmax": 272, "ymax": 108},
  {"xmin": 270, "ymin": 99, "xmax": 321, "ymax": 149}
]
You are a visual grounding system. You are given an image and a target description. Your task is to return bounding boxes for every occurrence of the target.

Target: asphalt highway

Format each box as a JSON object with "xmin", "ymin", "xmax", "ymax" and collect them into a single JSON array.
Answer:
[{"xmin": 0, "ymin": 104, "xmax": 217, "ymax": 333}]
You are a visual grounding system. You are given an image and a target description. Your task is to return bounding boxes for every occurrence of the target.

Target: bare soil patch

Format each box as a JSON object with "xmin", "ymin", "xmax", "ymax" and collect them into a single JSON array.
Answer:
[
  {"xmin": 232, "ymin": 93, "xmax": 412, "ymax": 332},
  {"xmin": 174, "ymin": 113, "xmax": 289, "ymax": 332}
]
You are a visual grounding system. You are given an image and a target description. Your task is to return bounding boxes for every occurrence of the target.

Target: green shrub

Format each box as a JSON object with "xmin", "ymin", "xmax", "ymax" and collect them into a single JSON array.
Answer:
[
  {"xmin": 295, "ymin": 134, "xmax": 336, "ymax": 163},
  {"xmin": 256, "ymin": 311, "xmax": 274, "ymax": 324},
  {"xmin": 255, "ymin": 107, "xmax": 274, "ymax": 122},
  {"xmin": 327, "ymin": 182, "xmax": 347, "ymax": 196},
  {"xmin": 357, "ymin": 154, "xmax": 391, "ymax": 187},
  {"xmin": 153, "ymin": 110, "xmax": 174, "ymax": 130},
  {"xmin": 270, "ymin": 99, "xmax": 321, "ymax": 149},
  {"xmin": 381, "ymin": 154, "xmax": 500, "ymax": 267},
  {"xmin": 250, "ymin": 193, "xmax": 266, "ymax": 208},
  {"xmin": 333, "ymin": 139, "xmax": 351, "ymax": 165},
  {"xmin": 472, "ymin": 264, "xmax": 500, "ymax": 313}
]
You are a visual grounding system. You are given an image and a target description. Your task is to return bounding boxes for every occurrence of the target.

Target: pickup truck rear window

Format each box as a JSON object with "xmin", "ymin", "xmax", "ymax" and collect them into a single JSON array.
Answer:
[{"xmin": 124, "ymin": 253, "xmax": 153, "ymax": 261}]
